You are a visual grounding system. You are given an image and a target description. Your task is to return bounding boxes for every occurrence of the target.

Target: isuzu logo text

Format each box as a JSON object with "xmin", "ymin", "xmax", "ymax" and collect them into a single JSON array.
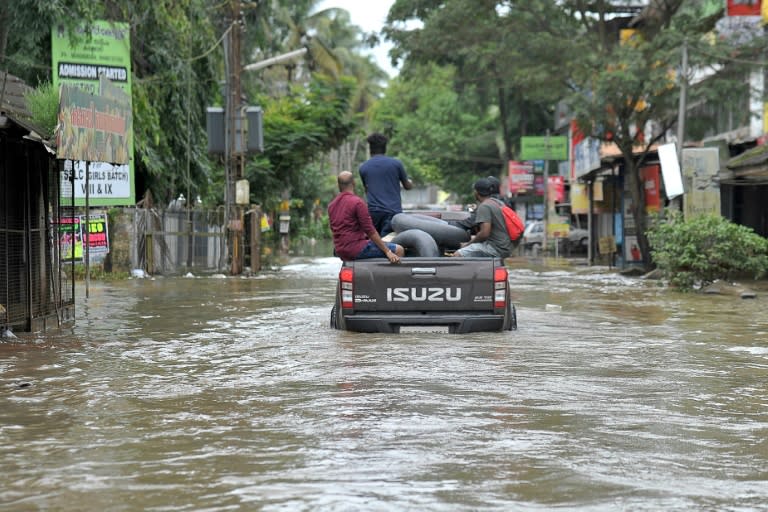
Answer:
[{"xmin": 386, "ymin": 287, "xmax": 462, "ymax": 302}]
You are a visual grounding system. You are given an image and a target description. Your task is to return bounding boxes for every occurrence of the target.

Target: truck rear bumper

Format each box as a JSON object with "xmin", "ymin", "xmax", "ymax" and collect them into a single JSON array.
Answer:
[{"xmin": 343, "ymin": 312, "xmax": 506, "ymax": 334}]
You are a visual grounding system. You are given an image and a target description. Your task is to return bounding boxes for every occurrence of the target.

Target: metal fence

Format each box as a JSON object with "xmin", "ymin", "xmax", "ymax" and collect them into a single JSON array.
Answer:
[
  {"xmin": 131, "ymin": 208, "xmax": 229, "ymax": 275},
  {"xmin": 1, "ymin": 138, "xmax": 75, "ymax": 333}
]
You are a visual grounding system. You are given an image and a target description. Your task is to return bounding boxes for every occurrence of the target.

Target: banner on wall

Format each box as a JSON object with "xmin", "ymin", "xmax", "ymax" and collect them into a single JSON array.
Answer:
[
  {"xmin": 55, "ymin": 213, "xmax": 109, "ymax": 262},
  {"xmin": 727, "ymin": 0, "xmax": 761, "ymax": 17},
  {"xmin": 570, "ymin": 120, "xmax": 601, "ymax": 180},
  {"xmin": 570, "ymin": 183, "xmax": 590, "ymax": 214},
  {"xmin": 625, "ymin": 235, "xmax": 642, "ymax": 263},
  {"xmin": 57, "ymin": 216, "xmax": 83, "ymax": 261},
  {"xmin": 85, "ymin": 213, "xmax": 110, "ymax": 255},
  {"xmin": 641, "ymin": 164, "xmax": 661, "ymax": 212},
  {"xmin": 548, "ymin": 175, "xmax": 565, "ymax": 203},
  {"xmin": 508, "ymin": 161, "xmax": 534, "ymax": 194}
]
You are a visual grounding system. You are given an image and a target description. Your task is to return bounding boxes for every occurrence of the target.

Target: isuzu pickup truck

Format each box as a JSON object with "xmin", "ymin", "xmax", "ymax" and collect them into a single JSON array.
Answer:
[
  {"xmin": 330, "ymin": 257, "xmax": 516, "ymax": 334},
  {"xmin": 329, "ymin": 212, "xmax": 517, "ymax": 334}
]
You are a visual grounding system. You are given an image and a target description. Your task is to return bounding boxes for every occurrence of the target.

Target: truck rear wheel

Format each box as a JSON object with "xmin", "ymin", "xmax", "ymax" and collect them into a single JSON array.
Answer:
[
  {"xmin": 330, "ymin": 303, "xmax": 346, "ymax": 330},
  {"xmin": 504, "ymin": 303, "xmax": 517, "ymax": 331},
  {"xmin": 330, "ymin": 304, "xmax": 338, "ymax": 329}
]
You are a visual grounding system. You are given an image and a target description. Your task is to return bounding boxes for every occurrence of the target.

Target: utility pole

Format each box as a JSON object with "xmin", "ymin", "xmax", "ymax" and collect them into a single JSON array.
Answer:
[
  {"xmin": 676, "ymin": 39, "xmax": 687, "ymax": 164},
  {"xmin": 542, "ymin": 130, "xmax": 550, "ymax": 254},
  {"xmin": 672, "ymin": 39, "xmax": 688, "ymax": 212},
  {"xmin": 206, "ymin": 1, "xmax": 265, "ymax": 275},
  {"xmin": 224, "ymin": 0, "xmax": 243, "ymax": 275}
]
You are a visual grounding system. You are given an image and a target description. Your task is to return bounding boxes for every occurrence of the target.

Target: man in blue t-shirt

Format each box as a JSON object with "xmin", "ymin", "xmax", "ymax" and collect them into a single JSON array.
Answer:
[{"xmin": 358, "ymin": 133, "xmax": 413, "ymax": 236}]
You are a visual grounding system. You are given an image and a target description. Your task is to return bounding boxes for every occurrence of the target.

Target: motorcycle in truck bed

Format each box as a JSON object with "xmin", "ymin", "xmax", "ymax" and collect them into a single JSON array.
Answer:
[{"xmin": 330, "ymin": 257, "xmax": 516, "ymax": 334}]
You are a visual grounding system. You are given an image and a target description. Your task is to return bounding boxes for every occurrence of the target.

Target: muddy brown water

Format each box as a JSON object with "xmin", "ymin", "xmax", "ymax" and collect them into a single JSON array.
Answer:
[{"xmin": 2, "ymin": 254, "xmax": 767, "ymax": 511}]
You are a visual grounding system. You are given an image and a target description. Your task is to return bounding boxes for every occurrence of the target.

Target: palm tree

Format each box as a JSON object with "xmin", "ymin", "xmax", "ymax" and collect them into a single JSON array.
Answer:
[{"xmin": 241, "ymin": 1, "xmax": 393, "ymax": 173}]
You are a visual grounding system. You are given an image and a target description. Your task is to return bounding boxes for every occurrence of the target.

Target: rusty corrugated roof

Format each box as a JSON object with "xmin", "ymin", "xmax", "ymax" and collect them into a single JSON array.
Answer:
[
  {"xmin": 599, "ymin": 141, "xmax": 661, "ymax": 160},
  {"xmin": 726, "ymin": 143, "xmax": 768, "ymax": 171},
  {"xmin": 0, "ymin": 70, "xmax": 47, "ymax": 135}
]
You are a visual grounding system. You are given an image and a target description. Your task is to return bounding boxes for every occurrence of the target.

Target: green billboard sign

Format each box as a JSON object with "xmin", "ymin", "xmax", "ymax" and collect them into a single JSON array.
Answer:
[
  {"xmin": 52, "ymin": 20, "xmax": 135, "ymax": 206},
  {"xmin": 520, "ymin": 136, "xmax": 568, "ymax": 161}
]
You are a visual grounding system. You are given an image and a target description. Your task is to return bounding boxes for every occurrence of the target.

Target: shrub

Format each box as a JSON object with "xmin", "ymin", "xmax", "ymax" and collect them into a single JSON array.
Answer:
[
  {"xmin": 24, "ymin": 82, "xmax": 59, "ymax": 139},
  {"xmin": 297, "ymin": 213, "xmax": 330, "ymax": 241},
  {"xmin": 647, "ymin": 210, "xmax": 768, "ymax": 291}
]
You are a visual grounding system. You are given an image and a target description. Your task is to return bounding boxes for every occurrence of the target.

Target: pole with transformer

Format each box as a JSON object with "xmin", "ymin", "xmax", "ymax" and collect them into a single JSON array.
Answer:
[
  {"xmin": 206, "ymin": 2, "xmax": 303, "ymax": 274},
  {"xmin": 225, "ymin": 0, "xmax": 244, "ymax": 275}
]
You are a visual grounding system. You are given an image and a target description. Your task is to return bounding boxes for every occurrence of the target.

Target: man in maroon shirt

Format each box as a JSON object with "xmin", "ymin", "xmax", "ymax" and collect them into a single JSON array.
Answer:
[{"xmin": 328, "ymin": 171, "xmax": 403, "ymax": 263}]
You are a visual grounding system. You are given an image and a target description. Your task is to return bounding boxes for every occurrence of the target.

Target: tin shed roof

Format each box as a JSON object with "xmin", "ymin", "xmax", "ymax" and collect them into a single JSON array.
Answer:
[
  {"xmin": 722, "ymin": 143, "xmax": 768, "ymax": 184},
  {"xmin": 0, "ymin": 70, "xmax": 48, "ymax": 136},
  {"xmin": 726, "ymin": 143, "xmax": 768, "ymax": 170}
]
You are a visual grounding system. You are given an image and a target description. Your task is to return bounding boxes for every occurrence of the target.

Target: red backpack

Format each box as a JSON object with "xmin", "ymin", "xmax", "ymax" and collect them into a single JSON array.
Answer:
[{"xmin": 488, "ymin": 198, "xmax": 524, "ymax": 242}]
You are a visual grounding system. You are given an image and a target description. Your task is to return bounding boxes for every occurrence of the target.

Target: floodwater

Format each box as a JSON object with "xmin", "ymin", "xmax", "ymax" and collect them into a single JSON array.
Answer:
[{"xmin": 2, "ymin": 253, "xmax": 768, "ymax": 511}]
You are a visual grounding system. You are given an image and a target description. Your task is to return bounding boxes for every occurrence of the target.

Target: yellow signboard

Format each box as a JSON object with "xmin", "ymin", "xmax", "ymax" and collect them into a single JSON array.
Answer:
[
  {"xmin": 548, "ymin": 223, "xmax": 570, "ymax": 238},
  {"xmin": 599, "ymin": 236, "xmax": 616, "ymax": 255},
  {"xmin": 57, "ymin": 79, "xmax": 131, "ymax": 164}
]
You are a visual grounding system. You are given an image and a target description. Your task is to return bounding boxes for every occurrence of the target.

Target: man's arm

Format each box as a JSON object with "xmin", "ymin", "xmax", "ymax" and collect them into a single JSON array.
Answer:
[
  {"xmin": 397, "ymin": 161, "xmax": 413, "ymax": 190},
  {"xmin": 358, "ymin": 168, "xmax": 369, "ymax": 193},
  {"xmin": 460, "ymin": 203, "xmax": 492, "ymax": 247},
  {"xmin": 368, "ymin": 230, "xmax": 400, "ymax": 263},
  {"xmin": 461, "ymin": 222, "xmax": 491, "ymax": 247}
]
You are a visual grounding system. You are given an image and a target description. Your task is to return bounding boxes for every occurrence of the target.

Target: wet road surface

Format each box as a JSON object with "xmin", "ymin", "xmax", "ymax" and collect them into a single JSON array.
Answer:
[{"xmin": 2, "ymin": 255, "xmax": 768, "ymax": 511}]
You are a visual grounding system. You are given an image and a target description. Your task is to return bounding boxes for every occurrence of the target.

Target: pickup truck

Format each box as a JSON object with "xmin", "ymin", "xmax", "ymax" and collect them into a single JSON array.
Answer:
[{"xmin": 329, "ymin": 212, "xmax": 517, "ymax": 334}]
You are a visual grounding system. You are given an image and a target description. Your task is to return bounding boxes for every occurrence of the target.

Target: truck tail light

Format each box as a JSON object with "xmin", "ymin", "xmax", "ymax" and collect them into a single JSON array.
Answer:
[
  {"xmin": 339, "ymin": 267, "xmax": 354, "ymax": 309},
  {"xmin": 494, "ymin": 267, "xmax": 508, "ymax": 308}
]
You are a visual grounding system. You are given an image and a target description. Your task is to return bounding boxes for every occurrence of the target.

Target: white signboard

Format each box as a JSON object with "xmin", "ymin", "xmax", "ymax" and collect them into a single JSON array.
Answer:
[
  {"xmin": 682, "ymin": 148, "xmax": 721, "ymax": 219},
  {"xmin": 60, "ymin": 160, "xmax": 131, "ymax": 199},
  {"xmin": 658, "ymin": 143, "xmax": 685, "ymax": 199}
]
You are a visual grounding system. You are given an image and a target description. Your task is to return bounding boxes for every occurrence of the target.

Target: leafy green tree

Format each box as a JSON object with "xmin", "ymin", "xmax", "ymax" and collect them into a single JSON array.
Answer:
[
  {"xmin": 108, "ymin": 0, "xmax": 221, "ymax": 205},
  {"xmin": 386, "ymin": 0, "xmax": 765, "ymax": 268},
  {"xmin": 3, "ymin": 0, "xmax": 387, "ymax": 216},
  {"xmin": 385, "ymin": 0, "xmax": 563, "ymax": 163},
  {"xmin": 372, "ymin": 63, "xmax": 498, "ymax": 200},
  {"xmin": 250, "ymin": 0, "xmax": 343, "ymax": 92},
  {"xmin": 244, "ymin": 1, "xmax": 388, "ymax": 177},
  {"xmin": 1, "ymin": 1, "xmax": 97, "ymax": 84},
  {"xmin": 245, "ymin": 74, "xmax": 356, "ymax": 217},
  {"xmin": 647, "ymin": 210, "xmax": 768, "ymax": 291},
  {"xmin": 541, "ymin": 0, "xmax": 762, "ymax": 269}
]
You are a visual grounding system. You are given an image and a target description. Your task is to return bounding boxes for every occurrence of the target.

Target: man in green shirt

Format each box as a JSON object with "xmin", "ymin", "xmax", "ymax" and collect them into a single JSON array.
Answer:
[{"xmin": 451, "ymin": 178, "xmax": 513, "ymax": 258}]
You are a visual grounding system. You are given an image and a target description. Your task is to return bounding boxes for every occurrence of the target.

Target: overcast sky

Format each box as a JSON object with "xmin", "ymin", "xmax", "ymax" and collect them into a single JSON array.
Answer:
[{"xmin": 314, "ymin": 0, "xmax": 398, "ymax": 77}]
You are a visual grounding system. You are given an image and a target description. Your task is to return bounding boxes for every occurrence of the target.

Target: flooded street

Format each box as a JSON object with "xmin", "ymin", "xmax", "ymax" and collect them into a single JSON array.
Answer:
[{"xmin": 2, "ymin": 254, "xmax": 768, "ymax": 511}]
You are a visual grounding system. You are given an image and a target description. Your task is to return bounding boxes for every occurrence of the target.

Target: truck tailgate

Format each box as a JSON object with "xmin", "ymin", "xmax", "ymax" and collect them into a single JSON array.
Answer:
[{"xmin": 351, "ymin": 257, "xmax": 498, "ymax": 312}]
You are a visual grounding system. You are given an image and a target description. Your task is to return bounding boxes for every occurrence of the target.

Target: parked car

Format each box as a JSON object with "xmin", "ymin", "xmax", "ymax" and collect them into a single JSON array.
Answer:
[{"xmin": 521, "ymin": 221, "xmax": 588, "ymax": 253}]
